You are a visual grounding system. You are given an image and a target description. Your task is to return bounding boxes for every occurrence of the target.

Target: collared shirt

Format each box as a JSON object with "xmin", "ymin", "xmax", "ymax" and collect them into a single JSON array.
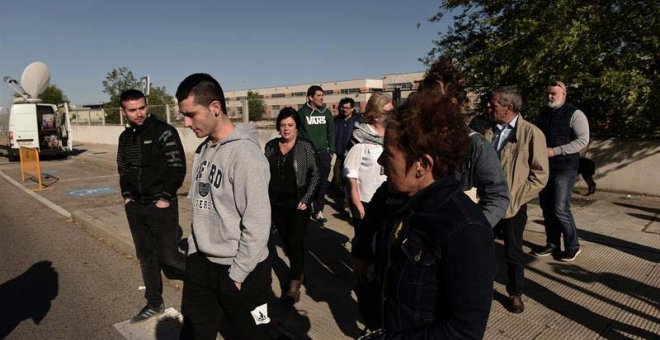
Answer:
[{"xmin": 494, "ymin": 114, "xmax": 519, "ymax": 152}]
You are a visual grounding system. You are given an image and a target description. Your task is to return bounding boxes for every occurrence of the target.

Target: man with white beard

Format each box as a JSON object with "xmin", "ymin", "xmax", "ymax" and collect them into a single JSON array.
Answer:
[{"xmin": 533, "ymin": 81, "xmax": 590, "ymax": 262}]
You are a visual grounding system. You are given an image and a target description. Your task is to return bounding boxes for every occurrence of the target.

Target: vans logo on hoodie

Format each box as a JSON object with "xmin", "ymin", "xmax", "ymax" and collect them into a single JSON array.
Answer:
[
  {"xmin": 306, "ymin": 116, "xmax": 326, "ymax": 125},
  {"xmin": 143, "ymin": 140, "xmax": 153, "ymax": 144}
]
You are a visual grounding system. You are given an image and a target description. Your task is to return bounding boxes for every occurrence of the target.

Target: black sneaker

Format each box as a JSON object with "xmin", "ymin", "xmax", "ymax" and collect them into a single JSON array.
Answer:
[
  {"xmin": 130, "ymin": 303, "xmax": 165, "ymax": 323},
  {"xmin": 559, "ymin": 248, "xmax": 581, "ymax": 262},
  {"xmin": 532, "ymin": 245, "xmax": 558, "ymax": 257}
]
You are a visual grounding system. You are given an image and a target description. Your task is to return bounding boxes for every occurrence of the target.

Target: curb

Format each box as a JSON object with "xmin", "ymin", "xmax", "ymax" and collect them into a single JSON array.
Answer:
[{"xmin": 71, "ymin": 209, "xmax": 136, "ymax": 258}]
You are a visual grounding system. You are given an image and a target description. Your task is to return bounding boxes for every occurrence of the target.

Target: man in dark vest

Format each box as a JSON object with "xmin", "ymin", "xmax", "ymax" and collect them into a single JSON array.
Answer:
[{"xmin": 533, "ymin": 81, "xmax": 589, "ymax": 262}]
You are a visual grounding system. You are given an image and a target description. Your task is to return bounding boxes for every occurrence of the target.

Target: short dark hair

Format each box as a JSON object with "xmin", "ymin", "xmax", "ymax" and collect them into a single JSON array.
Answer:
[
  {"xmin": 338, "ymin": 97, "xmax": 355, "ymax": 108},
  {"xmin": 275, "ymin": 107, "xmax": 301, "ymax": 131},
  {"xmin": 306, "ymin": 85, "xmax": 323, "ymax": 100},
  {"xmin": 119, "ymin": 89, "xmax": 146, "ymax": 109},
  {"xmin": 176, "ymin": 73, "xmax": 227, "ymax": 115}
]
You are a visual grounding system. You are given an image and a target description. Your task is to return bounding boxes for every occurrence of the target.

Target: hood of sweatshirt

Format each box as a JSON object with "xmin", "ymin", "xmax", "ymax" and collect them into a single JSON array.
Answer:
[
  {"xmin": 300, "ymin": 102, "xmax": 331, "ymax": 115},
  {"xmin": 219, "ymin": 123, "xmax": 261, "ymax": 147}
]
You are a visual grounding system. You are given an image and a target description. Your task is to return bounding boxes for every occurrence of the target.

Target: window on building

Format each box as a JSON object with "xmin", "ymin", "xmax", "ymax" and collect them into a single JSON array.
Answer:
[
  {"xmin": 292, "ymin": 92, "xmax": 306, "ymax": 97},
  {"xmin": 272, "ymin": 93, "xmax": 285, "ymax": 98},
  {"xmin": 389, "ymin": 82, "xmax": 413, "ymax": 90},
  {"xmin": 369, "ymin": 88, "xmax": 383, "ymax": 92},
  {"xmin": 272, "ymin": 105, "xmax": 280, "ymax": 110},
  {"xmin": 340, "ymin": 88, "xmax": 360, "ymax": 94},
  {"xmin": 324, "ymin": 90, "xmax": 334, "ymax": 95}
]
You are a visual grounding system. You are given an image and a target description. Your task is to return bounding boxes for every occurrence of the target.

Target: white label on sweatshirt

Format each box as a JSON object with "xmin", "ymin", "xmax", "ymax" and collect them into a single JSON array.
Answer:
[
  {"xmin": 305, "ymin": 116, "xmax": 326, "ymax": 125},
  {"xmin": 250, "ymin": 303, "xmax": 270, "ymax": 325}
]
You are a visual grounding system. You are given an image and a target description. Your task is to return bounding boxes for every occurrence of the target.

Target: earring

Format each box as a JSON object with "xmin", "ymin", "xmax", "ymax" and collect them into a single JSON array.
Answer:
[{"xmin": 415, "ymin": 171, "xmax": 422, "ymax": 178}]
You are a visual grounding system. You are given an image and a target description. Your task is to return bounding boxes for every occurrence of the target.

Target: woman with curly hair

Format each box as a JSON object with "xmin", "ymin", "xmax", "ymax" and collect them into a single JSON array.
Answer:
[
  {"xmin": 265, "ymin": 107, "xmax": 320, "ymax": 304},
  {"xmin": 351, "ymin": 86, "xmax": 495, "ymax": 339}
]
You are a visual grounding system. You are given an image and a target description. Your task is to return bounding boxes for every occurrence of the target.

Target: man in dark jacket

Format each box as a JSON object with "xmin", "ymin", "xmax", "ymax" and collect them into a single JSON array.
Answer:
[
  {"xmin": 332, "ymin": 97, "xmax": 360, "ymax": 214},
  {"xmin": 117, "ymin": 89, "xmax": 186, "ymax": 323},
  {"xmin": 533, "ymin": 81, "xmax": 589, "ymax": 262}
]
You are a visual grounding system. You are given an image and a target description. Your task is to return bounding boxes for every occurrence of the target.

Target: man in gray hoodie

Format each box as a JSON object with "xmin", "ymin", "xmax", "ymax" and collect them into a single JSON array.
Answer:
[{"xmin": 176, "ymin": 73, "xmax": 274, "ymax": 340}]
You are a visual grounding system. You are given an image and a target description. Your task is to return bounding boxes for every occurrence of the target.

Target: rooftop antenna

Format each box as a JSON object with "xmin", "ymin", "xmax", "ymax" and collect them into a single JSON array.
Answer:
[{"xmin": 3, "ymin": 61, "xmax": 51, "ymax": 103}]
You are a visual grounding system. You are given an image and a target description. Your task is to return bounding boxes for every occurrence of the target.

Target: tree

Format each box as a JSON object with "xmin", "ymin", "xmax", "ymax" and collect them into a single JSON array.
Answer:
[
  {"xmin": 424, "ymin": 1, "xmax": 659, "ymax": 136},
  {"xmin": 40, "ymin": 85, "xmax": 68, "ymax": 104},
  {"xmin": 247, "ymin": 90, "xmax": 266, "ymax": 121},
  {"xmin": 101, "ymin": 67, "xmax": 174, "ymax": 124}
]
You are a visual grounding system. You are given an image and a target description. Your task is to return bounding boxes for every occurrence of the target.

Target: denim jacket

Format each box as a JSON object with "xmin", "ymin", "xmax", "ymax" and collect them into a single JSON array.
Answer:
[{"xmin": 353, "ymin": 176, "xmax": 495, "ymax": 339}]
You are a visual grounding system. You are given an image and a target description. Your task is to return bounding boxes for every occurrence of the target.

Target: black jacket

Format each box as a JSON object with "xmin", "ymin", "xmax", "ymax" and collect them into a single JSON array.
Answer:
[
  {"xmin": 353, "ymin": 176, "xmax": 495, "ymax": 339},
  {"xmin": 264, "ymin": 137, "xmax": 320, "ymax": 205},
  {"xmin": 117, "ymin": 115, "xmax": 186, "ymax": 202}
]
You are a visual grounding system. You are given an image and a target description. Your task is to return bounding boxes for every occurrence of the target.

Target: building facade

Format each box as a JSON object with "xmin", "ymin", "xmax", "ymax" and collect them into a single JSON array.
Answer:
[{"xmin": 224, "ymin": 71, "xmax": 425, "ymax": 118}]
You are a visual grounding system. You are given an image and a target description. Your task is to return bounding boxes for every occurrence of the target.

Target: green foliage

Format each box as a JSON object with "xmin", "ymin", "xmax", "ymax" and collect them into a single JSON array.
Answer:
[
  {"xmin": 40, "ymin": 85, "xmax": 68, "ymax": 104},
  {"xmin": 101, "ymin": 67, "xmax": 174, "ymax": 124},
  {"xmin": 247, "ymin": 90, "xmax": 266, "ymax": 121},
  {"xmin": 424, "ymin": 1, "xmax": 659, "ymax": 136}
]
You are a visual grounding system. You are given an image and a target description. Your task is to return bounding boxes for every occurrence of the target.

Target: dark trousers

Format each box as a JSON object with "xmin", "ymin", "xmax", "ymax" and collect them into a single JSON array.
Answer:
[
  {"xmin": 332, "ymin": 155, "xmax": 345, "ymax": 190},
  {"xmin": 180, "ymin": 254, "xmax": 273, "ymax": 340},
  {"xmin": 495, "ymin": 204, "xmax": 527, "ymax": 296},
  {"xmin": 539, "ymin": 168, "xmax": 580, "ymax": 252},
  {"xmin": 350, "ymin": 201, "xmax": 370, "ymax": 236},
  {"xmin": 125, "ymin": 200, "xmax": 186, "ymax": 307},
  {"xmin": 272, "ymin": 206, "xmax": 309, "ymax": 280},
  {"xmin": 313, "ymin": 151, "xmax": 332, "ymax": 215}
]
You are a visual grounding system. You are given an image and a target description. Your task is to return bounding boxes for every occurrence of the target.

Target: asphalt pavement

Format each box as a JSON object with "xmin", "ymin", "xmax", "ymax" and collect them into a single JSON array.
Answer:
[{"xmin": 0, "ymin": 143, "xmax": 658, "ymax": 339}]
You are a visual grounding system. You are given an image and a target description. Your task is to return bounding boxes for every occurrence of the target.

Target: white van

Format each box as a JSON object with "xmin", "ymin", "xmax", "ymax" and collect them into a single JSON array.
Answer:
[{"xmin": 0, "ymin": 102, "xmax": 72, "ymax": 161}]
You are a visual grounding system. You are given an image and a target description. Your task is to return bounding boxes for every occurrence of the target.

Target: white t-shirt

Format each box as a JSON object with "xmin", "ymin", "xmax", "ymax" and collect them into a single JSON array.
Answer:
[{"xmin": 343, "ymin": 139, "xmax": 387, "ymax": 203}]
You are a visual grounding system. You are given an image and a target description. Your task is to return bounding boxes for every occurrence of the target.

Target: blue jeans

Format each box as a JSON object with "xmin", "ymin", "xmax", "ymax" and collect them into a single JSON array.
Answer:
[{"xmin": 539, "ymin": 168, "xmax": 580, "ymax": 252}]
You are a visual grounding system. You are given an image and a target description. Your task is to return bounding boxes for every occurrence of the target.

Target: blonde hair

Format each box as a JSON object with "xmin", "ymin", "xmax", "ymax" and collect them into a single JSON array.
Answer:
[{"xmin": 364, "ymin": 92, "xmax": 392, "ymax": 123}]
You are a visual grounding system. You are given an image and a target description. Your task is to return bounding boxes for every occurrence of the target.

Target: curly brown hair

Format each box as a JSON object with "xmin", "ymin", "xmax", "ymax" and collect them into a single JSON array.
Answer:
[
  {"xmin": 418, "ymin": 56, "xmax": 468, "ymax": 106},
  {"xmin": 387, "ymin": 90, "xmax": 468, "ymax": 179}
]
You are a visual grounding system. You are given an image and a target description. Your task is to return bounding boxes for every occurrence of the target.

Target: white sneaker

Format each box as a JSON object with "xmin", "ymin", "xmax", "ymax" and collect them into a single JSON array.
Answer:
[{"xmin": 313, "ymin": 211, "xmax": 327, "ymax": 224}]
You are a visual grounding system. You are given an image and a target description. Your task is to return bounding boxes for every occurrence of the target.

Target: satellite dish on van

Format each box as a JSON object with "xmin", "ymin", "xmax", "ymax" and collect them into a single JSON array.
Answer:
[{"xmin": 20, "ymin": 62, "xmax": 51, "ymax": 99}]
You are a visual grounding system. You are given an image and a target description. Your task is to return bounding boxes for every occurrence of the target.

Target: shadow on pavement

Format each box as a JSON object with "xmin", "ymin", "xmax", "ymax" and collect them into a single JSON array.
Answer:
[
  {"xmin": 551, "ymin": 264, "xmax": 660, "ymax": 313},
  {"xmin": 269, "ymin": 220, "xmax": 362, "ymax": 339},
  {"xmin": 0, "ymin": 261, "xmax": 59, "ymax": 339},
  {"xmin": 493, "ymin": 242, "xmax": 658, "ymax": 339},
  {"xmin": 613, "ymin": 202, "xmax": 660, "ymax": 215},
  {"xmin": 578, "ymin": 229, "xmax": 659, "ymax": 263}
]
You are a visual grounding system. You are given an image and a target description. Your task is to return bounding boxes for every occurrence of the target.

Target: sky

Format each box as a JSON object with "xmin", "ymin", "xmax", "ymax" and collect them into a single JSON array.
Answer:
[{"xmin": 0, "ymin": 0, "xmax": 452, "ymax": 108}]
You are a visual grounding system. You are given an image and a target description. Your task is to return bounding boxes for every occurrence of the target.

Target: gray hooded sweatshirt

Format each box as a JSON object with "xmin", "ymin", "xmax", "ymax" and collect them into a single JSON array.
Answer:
[{"xmin": 188, "ymin": 123, "xmax": 271, "ymax": 283}]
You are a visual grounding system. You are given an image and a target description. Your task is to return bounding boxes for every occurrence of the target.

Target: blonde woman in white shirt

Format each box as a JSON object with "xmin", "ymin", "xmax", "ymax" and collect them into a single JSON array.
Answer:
[{"xmin": 343, "ymin": 92, "xmax": 392, "ymax": 233}]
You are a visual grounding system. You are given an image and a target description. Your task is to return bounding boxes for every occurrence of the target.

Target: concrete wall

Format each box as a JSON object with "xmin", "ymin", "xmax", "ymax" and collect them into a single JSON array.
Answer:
[
  {"xmin": 71, "ymin": 124, "xmax": 279, "ymax": 156},
  {"xmin": 70, "ymin": 125, "xmax": 660, "ymax": 196}
]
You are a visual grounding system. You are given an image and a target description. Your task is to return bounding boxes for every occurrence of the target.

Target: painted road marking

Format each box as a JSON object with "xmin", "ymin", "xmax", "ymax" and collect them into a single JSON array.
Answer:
[
  {"xmin": 69, "ymin": 187, "xmax": 119, "ymax": 197},
  {"xmin": 58, "ymin": 174, "xmax": 119, "ymax": 182}
]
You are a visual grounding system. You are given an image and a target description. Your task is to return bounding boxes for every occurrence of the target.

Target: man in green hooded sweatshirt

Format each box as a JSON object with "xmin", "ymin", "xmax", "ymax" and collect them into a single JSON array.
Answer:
[{"xmin": 297, "ymin": 85, "xmax": 334, "ymax": 224}]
